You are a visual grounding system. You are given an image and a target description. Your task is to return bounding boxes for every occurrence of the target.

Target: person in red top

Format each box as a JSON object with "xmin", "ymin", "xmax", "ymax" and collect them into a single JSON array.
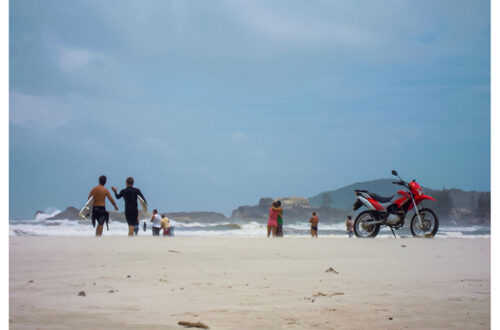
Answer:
[{"xmin": 267, "ymin": 202, "xmax": 281, "ymax": 237}]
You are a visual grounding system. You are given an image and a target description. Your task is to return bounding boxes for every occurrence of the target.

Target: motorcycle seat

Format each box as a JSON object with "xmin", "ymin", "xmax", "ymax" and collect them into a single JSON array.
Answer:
[{"xmin": 369, "ymin": 193, "xmax": 394, "ymax": 203}]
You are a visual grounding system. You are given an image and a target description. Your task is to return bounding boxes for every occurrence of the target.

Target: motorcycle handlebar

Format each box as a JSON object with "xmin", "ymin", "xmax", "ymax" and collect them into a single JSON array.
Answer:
[{"xmin": 392, "ymin": 181, "xmax": 406, "ymax": 186}]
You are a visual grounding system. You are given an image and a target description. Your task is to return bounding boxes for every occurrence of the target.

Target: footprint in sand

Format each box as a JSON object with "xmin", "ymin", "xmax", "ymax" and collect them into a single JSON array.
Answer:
[
  {"xmin": 312, "ymin": 292, "xmax": 344, "ymax": 298},
  {"xmin": 192, "ymin": 282, "xmax": 213, "ymax": 287},
  {"xmin": 449, "ymin": 298, "xmax": 463, "ymax": 302},
  {"xmin": 173, "ymin": 312, "xmax": 199, "ymax": 317},
  {"xmin": 285, "ymin": 317, "xmax": 300, "ymax": 325}
]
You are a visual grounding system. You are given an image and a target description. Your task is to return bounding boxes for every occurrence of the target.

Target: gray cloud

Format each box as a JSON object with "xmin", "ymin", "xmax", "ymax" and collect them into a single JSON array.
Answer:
[{"xmin": 9, "ymin": 92, "xmax": 79, "ymax": 130}]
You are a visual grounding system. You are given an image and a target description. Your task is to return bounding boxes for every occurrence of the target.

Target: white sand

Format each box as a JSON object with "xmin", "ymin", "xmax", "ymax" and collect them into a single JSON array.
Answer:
[{"xmin": 10, "ymin": 237, "xmax": 490, "ymax": 329}]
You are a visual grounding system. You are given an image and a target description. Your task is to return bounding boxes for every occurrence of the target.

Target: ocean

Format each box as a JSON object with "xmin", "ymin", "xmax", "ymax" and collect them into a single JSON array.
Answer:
[{"xmin": 9, "ymin": 209, "xmax": 490, "ymax": 238}]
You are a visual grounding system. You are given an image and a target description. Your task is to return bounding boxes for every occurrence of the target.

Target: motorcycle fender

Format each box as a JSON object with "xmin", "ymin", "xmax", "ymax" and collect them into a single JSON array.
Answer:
[
  {"xmin": 357, "ymin": 196, "xmax": 376, "ymax": 211},
  {"xmin": 416, "ymin": 194, "xmax": 436, "ymax": 202},
  {"xmin": 409, "ymin": 195, "xmax": 436, "ymax": 210},
  {"xmin": 353, "ymin": 199, "xmax": 363, "ymax": 211}
]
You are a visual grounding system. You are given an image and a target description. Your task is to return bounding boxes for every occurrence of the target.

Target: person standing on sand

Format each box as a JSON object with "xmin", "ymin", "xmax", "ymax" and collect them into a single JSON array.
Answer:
[
  {"xmin": 346, "ymin": 215, "xmax": 354, "ymax": 238},
  {"xmin": 112, "ymin": 177, "xmax": 147, "ymax": 236},
  {"xmin": 88, "ymin": 175, "xmax": 119, "ymax": 236},
  {"xmin": 267, "ymin": 202, "xmax": 280, "ymax": 237},
  {"xmin": 161, "ymin": 214, "xmax": 170, "ymax": 236},
  {"xmin": 309, "ymin": 212, "xmax": 319, "ymax": 237},
  {"xmin": 276, "ymin": 200, "xmax": 284, "ymax": 237},
  {"xmin": 150, "ymin": 209, "xmax": 162, "ymax": 236}
]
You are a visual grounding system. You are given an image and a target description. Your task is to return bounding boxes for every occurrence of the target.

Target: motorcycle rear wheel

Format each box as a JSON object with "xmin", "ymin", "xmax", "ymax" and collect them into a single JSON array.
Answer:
[
  {"xmin": 410, "ymin": 208, "xmax": 439, "ymax": 237},
  {"xmin": 354, "ymin": 210, "xmax": 381, "ymax": 238}
]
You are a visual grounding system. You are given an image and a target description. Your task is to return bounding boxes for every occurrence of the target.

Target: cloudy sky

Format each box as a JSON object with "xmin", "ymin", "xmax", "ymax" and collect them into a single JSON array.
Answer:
[{"xmin": 10, "ymin": 0, "xmax": 490, "ymax": 218}]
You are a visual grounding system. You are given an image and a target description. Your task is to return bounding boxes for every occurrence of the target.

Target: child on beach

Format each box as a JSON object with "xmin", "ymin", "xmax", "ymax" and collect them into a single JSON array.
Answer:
[
  {"xmin": 346, "ymin": 216, "xmax": 354, "ymax": 238},
  {"xmin": 267, "ymin": 202, "xmax": 280, "ymax": 237},
  {"xmin": 309, "ymin": 212, "xmax": 319, "ymax": 237},
  {"xmin": 161, "ymin": 214, "xmax": 170, "ymax": 236},
  {"xmin": 150, "ymin": 209, "xmax": 162, "ymax": 236}
]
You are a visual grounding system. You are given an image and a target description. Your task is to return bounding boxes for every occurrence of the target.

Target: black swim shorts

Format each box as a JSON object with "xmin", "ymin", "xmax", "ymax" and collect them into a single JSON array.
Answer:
[
  {"xmin": 125, "ymin": 209, "xmax": 139, "ymax": 227},
  {"xmin": 92, "ymin": 206, "xmax": 109, "ymax": 228},
  {"xmin": 311, "ymin": 226, "xmax": 318, "ymax": 231}
]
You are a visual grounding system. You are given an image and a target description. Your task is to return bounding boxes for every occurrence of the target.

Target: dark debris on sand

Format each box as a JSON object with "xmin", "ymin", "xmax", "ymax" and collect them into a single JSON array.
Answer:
[
  {"xmin": 325, "ymin": 267, "xmax": 339, "ymax": 274},
  {"xmin": 178, "ymin": 320, "xmax": 209, "ymax": 329},
  {"xmin": 77, "ymin": 291, "xmax": 86, "ymax": 297}
]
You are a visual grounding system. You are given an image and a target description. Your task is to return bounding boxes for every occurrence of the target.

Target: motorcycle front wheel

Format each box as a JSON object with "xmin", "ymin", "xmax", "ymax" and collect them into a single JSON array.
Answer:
[
  {"xmin": 354, "ymin": 210, "xmax": 381, "ymax": 238},
  {"xmin": 410, "ymin": 208, "xmax": 439, "ymax": 237}
]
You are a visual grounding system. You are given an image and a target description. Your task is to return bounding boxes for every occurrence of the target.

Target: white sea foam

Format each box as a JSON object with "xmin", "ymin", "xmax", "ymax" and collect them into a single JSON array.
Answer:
[
  {"xmin": 9, "ymin": 217, "xmax": 490, "ymax": 238},
  {"xmin": 439, "ymin": 225, "xmax": 485, "ymax": 232},
  {"xmin": 168, "ymin": 220, "xmax": 233, "ymax": 228},
  {"xmin": 286, "ymin": 222, "xmax": 346, "ymax": 231},
  {"xmin": 436, "ymin": 231, "xmax": 490, "ymax": 238},
  {"xmin": 34, "ymin": 208, "xmax": 63, "ymax": 221}
]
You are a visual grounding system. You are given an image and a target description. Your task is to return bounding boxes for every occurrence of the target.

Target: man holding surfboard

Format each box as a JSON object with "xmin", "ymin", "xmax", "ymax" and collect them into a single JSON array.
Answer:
[
  {"xmin": 88, "ymin": 175, "xmax": 119, "ymax": 236},
  {"xmin": 112, "ymin": 177, "xmax": 147, "ymax": 236}
]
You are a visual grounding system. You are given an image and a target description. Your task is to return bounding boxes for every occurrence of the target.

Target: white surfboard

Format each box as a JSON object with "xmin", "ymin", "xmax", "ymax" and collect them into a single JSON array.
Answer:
[
  {"xmin": 79, "ymin": 196, "xmax": 94, "ymax": 220},
  {"xmin": 138, "ymin": 196, "xmax": 148, "ymax": 213}
]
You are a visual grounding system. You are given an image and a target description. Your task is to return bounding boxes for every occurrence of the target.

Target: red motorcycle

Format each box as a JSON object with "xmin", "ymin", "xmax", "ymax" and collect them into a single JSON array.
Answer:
[{"xmin": 352, "ymin": 170, "xmax": 439, "ymax": 238}]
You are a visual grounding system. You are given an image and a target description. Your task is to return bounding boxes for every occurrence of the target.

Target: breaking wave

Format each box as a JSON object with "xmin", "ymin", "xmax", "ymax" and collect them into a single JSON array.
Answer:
[{"xmin": 9, "ymin": 215, "xmax": 489, "ymax": 238}]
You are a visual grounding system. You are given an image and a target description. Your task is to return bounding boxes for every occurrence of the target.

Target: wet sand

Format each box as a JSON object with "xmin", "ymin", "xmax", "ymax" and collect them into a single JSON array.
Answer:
[{"xmin": 10, "ymin": 236, "xmax": 490, "ymax": 329}]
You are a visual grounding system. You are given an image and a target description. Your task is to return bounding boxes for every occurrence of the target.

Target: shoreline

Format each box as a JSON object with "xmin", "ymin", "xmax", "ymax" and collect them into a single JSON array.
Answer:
[{"xmin": 9, "ymin": 218, "xmax": 491, "ymax": 238}]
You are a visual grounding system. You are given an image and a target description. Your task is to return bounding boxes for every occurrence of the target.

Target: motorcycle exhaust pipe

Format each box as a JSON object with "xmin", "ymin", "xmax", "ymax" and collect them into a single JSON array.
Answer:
[{"xmin": 363, "ymin": 220, "xmax": 384, "ymax": 225}]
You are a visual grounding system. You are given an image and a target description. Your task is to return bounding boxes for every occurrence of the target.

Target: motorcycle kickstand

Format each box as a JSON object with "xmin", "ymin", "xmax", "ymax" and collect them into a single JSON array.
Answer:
[{"xmin": 389, "ymin": 227, "xmax": 397, "ymax": 238}]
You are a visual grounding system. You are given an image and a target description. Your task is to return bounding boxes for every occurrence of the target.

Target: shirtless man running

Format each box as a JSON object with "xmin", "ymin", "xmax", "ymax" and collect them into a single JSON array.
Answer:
[{"xmin": 88, "ymin": 175, "xmax": 119, "ymax": 236}]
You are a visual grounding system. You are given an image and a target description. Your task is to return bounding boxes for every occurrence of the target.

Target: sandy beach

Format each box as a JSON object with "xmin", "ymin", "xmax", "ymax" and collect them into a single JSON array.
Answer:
[{"xmin": 10, "ymin": 236, "xmax": 490, "ymax": 329}]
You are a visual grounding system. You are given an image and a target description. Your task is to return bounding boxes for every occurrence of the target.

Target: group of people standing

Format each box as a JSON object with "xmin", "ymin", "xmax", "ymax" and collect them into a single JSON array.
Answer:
[
  {"xmin": 267, "ymin": 201, "xmax": 356, "ymax": 238},
  {"xmin": 149, "ymin": 209, "xmax": 172, "ymax": 236},
  {"xmin": 88, "ymin": 175, "xmax": 356, "ymax": 238},
  {"xmin": 267, "ymin": 201, "xmax": 283, "ymax": 237},
  {"xmin": 87, "ymin": 175, "xmax": 171, "ymax": 237}
]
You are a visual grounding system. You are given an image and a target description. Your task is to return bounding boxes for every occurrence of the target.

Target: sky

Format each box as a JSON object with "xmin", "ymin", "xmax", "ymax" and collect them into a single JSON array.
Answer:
[{"xmin": 9, "ymin": 0, "xmax": 490, "ymax": 219}]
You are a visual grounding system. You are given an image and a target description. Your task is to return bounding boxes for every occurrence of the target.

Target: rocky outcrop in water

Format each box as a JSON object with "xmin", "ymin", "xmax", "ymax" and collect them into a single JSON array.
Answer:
[
  {"xmin": 163, "ymin": 212, "xmax": 227, "ymax": 223},
  {"xmin": 47, "ymin": 207, "xmax": 80, "ymax": 220}
]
